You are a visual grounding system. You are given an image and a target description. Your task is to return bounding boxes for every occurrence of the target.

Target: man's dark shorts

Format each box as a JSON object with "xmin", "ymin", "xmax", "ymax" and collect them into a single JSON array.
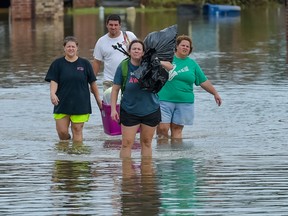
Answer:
[{"xmin": 120, "ymin": 107, "xmax": 161, "ymax": 127}]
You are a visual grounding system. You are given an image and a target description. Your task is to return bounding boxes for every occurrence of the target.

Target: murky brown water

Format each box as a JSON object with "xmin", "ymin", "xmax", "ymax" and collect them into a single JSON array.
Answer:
[{"xmin": 0, "ymin": 5, "xmax": 288, "ymax": 215}]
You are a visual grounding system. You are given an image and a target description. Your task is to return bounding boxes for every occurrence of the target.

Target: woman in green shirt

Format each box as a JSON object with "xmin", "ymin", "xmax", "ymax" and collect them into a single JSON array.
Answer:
[{"xmin": 157, "ymin": 35, "xmax": 222, "ymax": 140}]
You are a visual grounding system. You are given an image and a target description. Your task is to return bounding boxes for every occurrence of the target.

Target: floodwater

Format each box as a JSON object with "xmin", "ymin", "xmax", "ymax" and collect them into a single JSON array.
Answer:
[{"xmin": 0, "ymin": 5, "xmax": 288, "ymax": 215}]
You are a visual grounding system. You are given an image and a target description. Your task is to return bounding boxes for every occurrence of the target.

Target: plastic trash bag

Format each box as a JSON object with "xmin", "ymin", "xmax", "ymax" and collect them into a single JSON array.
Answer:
[
  {"xmin": 134, "ymin": 24, "xmax": 177, "ymax": 93},
  {"xmin": 103, "ymin": 87, "xmax": 122, "ymax": 105},
  {"xmin": 143, "ymin": 24, "xmax": 178, "ymax": 62},
  {"xmin": 134, "ymin": 56, "xmax": 169, "ymax": 93}
]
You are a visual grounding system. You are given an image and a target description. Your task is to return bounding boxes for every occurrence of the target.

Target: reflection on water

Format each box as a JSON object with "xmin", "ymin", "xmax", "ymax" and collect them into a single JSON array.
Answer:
[
  {"xmin": 51, "ymin": 160, "xmax": 94, "ymax": 211},
  {"xmin": 158, "ymin": 159, "xmax": 198, "ymax": 213},
  {"xmin": 121, "ymin": 158, "xmax": 161, "ymax": 215},
  {"xmin": 0, "ymin": 5, "xmax": 288, "ymax": 215},
  {"xmin": 55, "ymin": 141, "xmax": 92, "ymax": 155}
]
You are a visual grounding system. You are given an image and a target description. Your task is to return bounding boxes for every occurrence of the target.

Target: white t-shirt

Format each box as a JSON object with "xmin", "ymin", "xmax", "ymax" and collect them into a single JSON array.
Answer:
[{"xmin": 93, "ymin": 31, "xmax": 137, "ymax": 81}]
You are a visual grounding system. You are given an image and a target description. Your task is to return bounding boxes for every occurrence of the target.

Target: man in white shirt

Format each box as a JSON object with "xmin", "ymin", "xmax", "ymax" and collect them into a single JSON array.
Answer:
[{"xmin": 93, "ymin": 14, "xmax": 137, "ymax": 92}]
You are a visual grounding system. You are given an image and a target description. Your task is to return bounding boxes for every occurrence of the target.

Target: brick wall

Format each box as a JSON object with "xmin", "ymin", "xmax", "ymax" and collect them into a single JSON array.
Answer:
[
  {"xmin": 11, "ymin": 0, "xmax": 33, "ymax": 20},
  {"xmin": 11, "ymin": 0, "xmax": 63, "ymax": 20},
  {"xmin": 35, "ymin": 0, "xmax": 63, "ymax": 19}
]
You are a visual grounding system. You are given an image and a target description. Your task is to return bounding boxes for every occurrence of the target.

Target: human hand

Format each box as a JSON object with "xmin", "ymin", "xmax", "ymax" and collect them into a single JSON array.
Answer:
[
  {"xmin": 160, "ymin": 61, "xmax": 173, "ymax": 71},
  {"xmin": 111, "ymin": 109, "xmax": 119, "ymax": 122},
  {"xmin": 50, "ymin": 93, "xmax": 59, "ymax": 106},
  {"xmin": 214, "ymin": 94, "xmax": 222, "ymax": 106}
]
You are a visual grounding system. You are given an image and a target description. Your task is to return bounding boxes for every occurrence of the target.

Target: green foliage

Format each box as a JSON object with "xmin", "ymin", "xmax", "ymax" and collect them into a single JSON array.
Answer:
[
  {"xmin": 66, "ymin": 0, "xmax": 285, "ymax": 15},
  {"xmin": 66, "ymin": 7, "xmax": 176, "ymax": 15},
  {"xmin": 143, "ymin": 0, "xmax": 203, "ymax": 8},
  {"xmin": 142, "ymin": 0, "xmax": 284, "ymax": 7}
]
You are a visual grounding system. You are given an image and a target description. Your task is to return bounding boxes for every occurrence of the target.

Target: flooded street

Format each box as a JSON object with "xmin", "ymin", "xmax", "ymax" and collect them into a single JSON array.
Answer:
[{"xmin": 0, "ymin": 5, "xmax": 288, "ymax": 215}]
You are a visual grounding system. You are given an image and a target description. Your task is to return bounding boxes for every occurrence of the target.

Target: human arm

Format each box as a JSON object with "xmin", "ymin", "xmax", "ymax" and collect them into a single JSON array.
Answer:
[
  {"xmin": 110, "ymin": 84, "xmax": 121, "ymax": 122},
  {"xmin": 50, "ymin": 80, "xmax": 59, "ymax": 106},
  {"xmin": 92, "ymin": 59, "xmax": 102, "ymax": 76},
  {"xmin": 200, "ymin": 80, "xmax": 222, "ymax": 106},
  {"xmin": 90, "ymin": 82, "xmax": 102, "ymax": 110},
  {"xmin": 160, "ymin": 61, "xmax": 173, "ymax": 71}
]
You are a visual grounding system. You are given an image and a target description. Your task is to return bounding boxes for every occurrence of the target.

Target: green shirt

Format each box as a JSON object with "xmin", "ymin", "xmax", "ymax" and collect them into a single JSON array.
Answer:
[{"xmin": 158, "ymin": 55, "xmax": 207, "ymax": 103}]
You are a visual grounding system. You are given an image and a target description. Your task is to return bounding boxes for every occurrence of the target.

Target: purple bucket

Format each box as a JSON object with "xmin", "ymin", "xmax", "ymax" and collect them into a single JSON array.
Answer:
[{"xmin": 101, "ymin": 101, "xmax": 121, "ymax": 136}]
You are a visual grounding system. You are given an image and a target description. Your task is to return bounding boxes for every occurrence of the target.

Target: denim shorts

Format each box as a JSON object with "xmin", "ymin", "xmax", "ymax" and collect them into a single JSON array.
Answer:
[
  {"xmin": 120, "ymin": 107, "xmax": 161, "ymax": 127},
  {"xmin": 159, "ymin": 101, "xmax": 194, "ymax": 125}
]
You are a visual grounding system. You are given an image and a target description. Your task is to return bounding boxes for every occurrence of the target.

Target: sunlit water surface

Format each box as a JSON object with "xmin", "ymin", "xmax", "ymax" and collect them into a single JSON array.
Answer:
[{"xmin": 0, "ymin": 6, "xmax": 288, "ymax": 215}]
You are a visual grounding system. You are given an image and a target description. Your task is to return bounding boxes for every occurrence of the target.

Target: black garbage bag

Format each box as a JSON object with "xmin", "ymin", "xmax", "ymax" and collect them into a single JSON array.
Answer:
[
  {"xmin": 143, "ymin": 24, "xmax": 177, "ymax": 62},
  {"xmin": 134, "ymin": 24, "xmax": 177, "ymax": 93},
  {"xmin": 134, "ymin": 55, "xmax": 169, "ymax": 93}
]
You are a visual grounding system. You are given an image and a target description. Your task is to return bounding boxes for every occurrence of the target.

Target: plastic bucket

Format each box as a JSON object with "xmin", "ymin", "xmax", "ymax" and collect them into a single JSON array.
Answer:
[{"xmin": 101, "ymin": 101, "xmax": 121, "ymax": 136}]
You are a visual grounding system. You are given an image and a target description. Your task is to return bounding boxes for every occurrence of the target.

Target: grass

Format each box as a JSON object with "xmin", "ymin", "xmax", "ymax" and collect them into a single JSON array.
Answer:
[{"xmin": 66, "ymin": 7, "xmax": 176, "ymax": 15}]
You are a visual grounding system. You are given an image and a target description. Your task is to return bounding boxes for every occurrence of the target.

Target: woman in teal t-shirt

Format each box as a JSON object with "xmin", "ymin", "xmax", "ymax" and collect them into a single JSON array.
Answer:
[
  {"xmin": 157, "ymin": 35, "xmax": 222, "ymax": 140},
  {"xmin": 110, "ymin": 40, "xmax": 172, "ymax": 158}
]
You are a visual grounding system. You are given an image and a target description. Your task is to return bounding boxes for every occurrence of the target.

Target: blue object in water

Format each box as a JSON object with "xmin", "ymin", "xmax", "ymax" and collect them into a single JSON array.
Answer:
[{"xmin": 203, "ymin": 3, "xmax": 241, "ymax": 17}]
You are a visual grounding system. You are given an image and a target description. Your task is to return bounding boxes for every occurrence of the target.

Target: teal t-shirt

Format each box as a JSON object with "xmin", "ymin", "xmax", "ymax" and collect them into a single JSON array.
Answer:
[
  {"xmin": 158, "ymin": 55, "xmax": 207, "ymax": 103},
  {"xmin": 113, "ymin": 60, "xmax": 159, "ymax": 116}
]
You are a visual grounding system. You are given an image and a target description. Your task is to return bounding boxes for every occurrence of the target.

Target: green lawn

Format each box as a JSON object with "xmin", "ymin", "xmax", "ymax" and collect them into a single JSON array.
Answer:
[{"xmin": 66, "ymin": 7, "xmax": 176, "ymax": 15}]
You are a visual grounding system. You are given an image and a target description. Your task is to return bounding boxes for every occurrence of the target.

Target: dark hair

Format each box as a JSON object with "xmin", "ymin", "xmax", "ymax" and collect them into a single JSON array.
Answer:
[
  {"xmin": 128, "ymin": 40, "xmax": 145, "ymax": 52},
  {"xmin": 63, "ymin": 36, "xmax": 78, "ymax": 47},
  {"xmin": 106, "ymin": 14, "xmax": 121, "ymax": 24},
  {"xmin": 176, "ymin": 35, "xmax": 193, "ymax": 54}
]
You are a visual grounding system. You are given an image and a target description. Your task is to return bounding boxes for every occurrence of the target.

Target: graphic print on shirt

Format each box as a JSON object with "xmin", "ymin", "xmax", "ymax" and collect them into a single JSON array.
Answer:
[
  {"xmin": 168, "ymin": 64, "xmax": 189, "ymax": 81},
  {"xmin": 77, "ymin": 66, "xmax": 84, "ymax": 71},
  {"xmin": 128, "ymin": 72, "xmax": 138, "ymax": 83}
]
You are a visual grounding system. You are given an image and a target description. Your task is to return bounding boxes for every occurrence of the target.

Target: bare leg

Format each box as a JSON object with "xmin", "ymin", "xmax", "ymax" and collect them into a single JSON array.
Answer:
[
  {"xmin": 121, "ymin": 158, "xmax": 135, "ymax": 179},
  {"xmin": 171, "ymin": 137, "xmax": 183, "ymax": 145},
  {"xmin": 156, "ymin": 123, "xmax": 170, "ymax": 145},
  {"xmin": 141, "ymin": 157, "xmax": 154, "ymax": 178},
  {"xmin": 140, "ymin": 124, "xmax": 156, "ymax": 158},
  {"xmin": 55, "ymin": 116, "xmax": 71, "ymax": 141},
  {"xmin": 120, "ymin": 124, "xmax": 139, "ymax": 158},
  {"xmin": 156, "ymin": 122, "xmax": 170, "ymax": 139},
  {"xmin": 171, "ymin": 123, "xmax": 184, "ymax": 139},
  {"xmin": 71, "ymin": 122, "xmax": 84, "ymax": 142}
]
